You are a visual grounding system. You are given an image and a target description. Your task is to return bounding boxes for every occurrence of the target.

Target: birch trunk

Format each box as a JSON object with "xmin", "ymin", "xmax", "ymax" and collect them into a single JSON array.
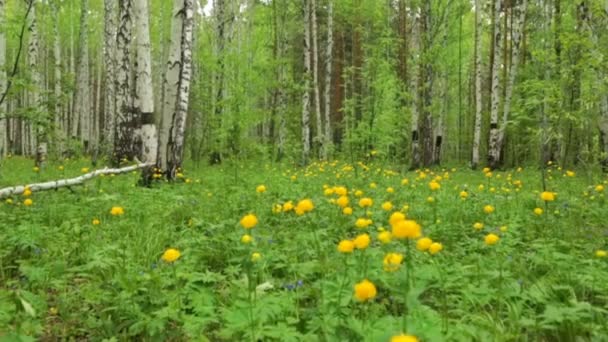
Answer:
[
  {"xmin": 134, "ymin": 0, "xmax": 157, "ymax": 165},
  {"xmin": 114, "ymin": 0, "xmax": 134, "ymax": 164},
  {"xmin": 600, "ymin": 94, "xmax": 608, "ymax": 170},
  {"xmin": 418, "ymin": 1, "xmax": 434, "ymax": 166},
  {"xmin": 167, "ymin": 0, "xmax": 194, "ymax": 178},
  {"xmin": 301, "ymin": 0, "xmax": 312, "ymax": 164},
  {"xmin": 497, "ymin": 0, "xmax": 527, "ymax": 157},
  {"xmin": 157, "ymin": 0, "xmax": 183, "ymax": 170},
  {"xmin": 52, "ymin": 1, "xmax": 64, "ymax": 156},
  {"xmin": 74, "ymin": 0, "xmax": 91, "ymax": 150},
  {"xmin": 311, "ymin": 0, "xmax": 323, "ymax": 157},
  {"xmin": 103, "ymin": 0, "xmax": 116, "ymax": 153},
  {"xmin": 322, "ymin": 0, "xmax": 333, "ymax": 160},
  {"xmin": 0, "ymin": 0, "xmax": 6, "ymax": 157},
  {"xmin": 471, "ymin": 0, "xmax": 483, "ymax": 169},
  {"xmin": 28, "ymin": 5, "xmax": 44, "ymax": 166},
  {"xmin": 487, "ymin": 0, "xmax": 503, "ymax": 169},
  {"xmin": 410, "ymin": 14, "xmax": 421, "ymax": 169}
]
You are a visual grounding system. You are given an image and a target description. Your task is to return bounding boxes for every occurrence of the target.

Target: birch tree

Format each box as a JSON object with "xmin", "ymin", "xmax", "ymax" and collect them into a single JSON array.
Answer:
[
  {"xmin": 73, "ymin": 0, "xmax": 91, "ymax": 149},
  {"xmin": 166, "ymin": 0, "xmax": 194, "ymax": 178},
  {"xmin": 322, "ymin": 0, "xmax": 333, "ymax": 160},
  {"xmin": 487, "ymin": 0, "xmax": 503, "ymax": 169},
  {"xmin": 103, "ymin": 0, "xmax": 116, "ymax": 153},
  {"xmin": 27, "ymin": 4, "xmax": 44, "ymax": 165},
  {"xmin": 52, "ymin": 1, "xmax": 63, "ymax": 156},
  {"xmin": 311, "ymin": 0, "xmax": 323, "ymax": 157},
  {"xmin": 418, "ymin": 1, "xmax": 434, "ymax": 166},
  {"xmin": 114, "ymin": 0, "xmax": 133, "ymax": 164},
  {"xmin": 134, "ymin": 0, "xmax": 157, "ymax": 165},
  {"xmin": 471, "ymin": 0, "xmax": 483, "ymax": 169},
  {"xmin": 301, "ymin": 0, "xmax": 312, "ymax": 164},
  {"xmin": 0, "ymin": 0, "xmax": 6, "ymax": 157}
]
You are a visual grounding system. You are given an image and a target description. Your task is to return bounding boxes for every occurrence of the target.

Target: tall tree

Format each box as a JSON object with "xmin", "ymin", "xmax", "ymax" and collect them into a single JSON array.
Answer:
[
  {"xmin": 28, "ymin": 3, "xmax": 44, "ymax": 165},
  {"xmin": 103, "ymin": 0, "xmax": 116, "ymax": 154},
  {"xmin": 113, "ymin": 0, "xmax": 133, "ymax": 164},
  {"xmin": 73, "ymin": 0, "xmax": 91, "ymax": 149},
  {"xmin": 471, "ymin": 0, "xmax": 483, "ymax": 169},
  {"xmin": 52, "ymin": 1, "xmax": 63, "ymax": 156},
  {"xmin": 418, "ymin": 1, "xmax": 434, "ymax": 166},
  {"xmin": 487, "ymin": 0, "xmax": 503, "ymax": 169},
  {"xmin": 322, "ymin": 0, "xmax": 333, "ymax": 160},
  {"xmin": 0, "ymin": 0, "xmax": 6, "ymax": 157},
  {"xmin": 311, "ymin": 0, "xmax": 323, "ymax": 157},
  {"xmin": 166, "ymin": 0, "xmax": 194, "ymax": 178},
  {"xmin": 301, "ymin": 0, "xmax": 312, "ymax": 164}
]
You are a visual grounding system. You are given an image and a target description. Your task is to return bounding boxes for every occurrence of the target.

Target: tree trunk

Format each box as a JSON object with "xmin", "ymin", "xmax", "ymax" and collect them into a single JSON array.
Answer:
[
  {"xmin": 310, "ymin": 0, "xmax": 323, "ymax": 157},
  {"xmin": 472, "ymin": 0, "xmax": 483, "ymax": 169},
  {"xmin": 301, "ymin": 0, "xmax": 312, "ymax": 164},
  {"xmin": 134, "ymin": 0, "xmax": 158, "ymax": 167},
  {"xmin": 487, "ymin": 0, "xmax": 503, "ymax": 169},
  {"xmin": 0, "ymin": 0, "xmax": 6, "ymax": 157},
  {"xmin": 52, "ymin": 1, "xmax": 64, "ymax": 157},
  {"xmin": 497, "ymin": 0, "xmax": 527, "ymax": 151},
  {"xmin": 73, "ymin": 0, "xmax": 91, "ymax": 151},
  {"xmin": 322, "ymin": 0, "xmax": 333, "ymax": 160},
  {"xmin": 114, "ymin": 0, "xmax": 134, "ymax": 165},
  {"xmin": 27, "ymin": 5, "xmax": 44, "ymax": 166},
  {"xmin": 166, "ymin": 0, "xmax": 194, "ymax": 178},
  {"xmin": 410, "ymin": 13, "xmax": 421, "ymax": 169},
  {"xmin": 418, "ymin": 1, "xmax": 434, "ymax": 167},
  {"xmin": 103, "ymin": 0, "xmax": 116, "ymax": 156}
]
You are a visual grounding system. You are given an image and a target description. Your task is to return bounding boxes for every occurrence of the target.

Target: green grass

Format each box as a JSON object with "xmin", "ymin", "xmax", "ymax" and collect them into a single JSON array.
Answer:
[{"xmin": 1, "ymin": 156, "xmax": 607, "ymax": 341}]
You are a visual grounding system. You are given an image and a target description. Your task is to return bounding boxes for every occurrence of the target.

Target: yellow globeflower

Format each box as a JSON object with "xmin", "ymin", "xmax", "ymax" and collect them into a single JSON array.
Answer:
[
  {"xmin": 336, "ymin": 196, "xmax": 350, "ymax": 208},
  {"xmin": 596, "ymin": 185, "xmax": 605, "ymax": 192},
  {"xmin": 81, "ymin": 167, "xmax": 89, "ymax": 173},
  {"xmin": 343, "ymin": 207, "xmax": 353, "ymax": 215},
  {"xmin": 566, "ymin": 171, "xmax": 575, "ymax": 177},
  {"xmin": 426, "ymin": 196, "xmax": 435, "ymax": 203},
  {"xmin": 389, "ymin": 211, "xmax": 406, "ymax": 227},
  {"xmin": 386, "ymin": 187, "xmax": 395, "ymax": 193},
  {"xmin": 534, "ymin": 207, "xmax": 543, "ymax": 216},
  {"xmin": 161, "ymin": 248, "xmax": 181, "ymax": 263},
  {"xmin": 540, "ymin": 191, "xmax": 556, "ymax": 202},
  {"xmin": 324, "ymin": 188, "xmax": 334, "ymax": 196},
  {"xmin": 416, "ymin": 237, "xmax": 433, "ymax": 251},
  {"xmin": 429, "ymin": 181, "xmax": 441, "ymax": 191},
  {"xmin": 24, "ymin": 199, "xmax": 33, "ymax": 206},
  {"xmin": 110, "ymin": 206, "xmax": 125, "ymax": 216},
  {"xmin": 335, "ymin": 186, "xmax": 348, "ymax": 196},
  {"xmin": 378, "ymin": 231, "xmax": 392, "ymax": 244},
  {"xmin": 483, "ymin": 205, "xmax": 495, "ymax": 214},
  {"xmin": 595, "ymin": 250, "xmax": 607, "ymax": 258},
  {"xmin": 484, "ymin": 233, "xmax": 500, "ymax": 246},
  {"xmin": 429, "ymin": 242, "xmax": 443, "ymax": 255},
  {"xmin": 383, "ymin": 253, "xmax": 404, "ymax": 272},
  {"xmin": 251, "ymin": 252, "xmax": 262, "ymax": 262},
  {"xmin": 392, "ymin": 220, "xmax": 421, "ymax": 239},
  {"xmin": 391, "ymin": 334, "xmax": 419, "ymax": 342},
  {"xmin": 283, "ymin": 201, "xmax": 294, "ymax": 212},
  {"xmin": 353, "ymin": 233, "xmax": 371, "ymax": 250},
  {"xmin": 295, "ymin": 199, "xmax": 314, "ymax": 214},
  {"xmin": 240, "ymin": 214, "xmax": 258, "ymax": 229},
  {"xmin": 382, "ymin": 201, "xmax": 393, "ymax": 211},
  {"xmin": 92, "ymin": 219, "xmax": 101, "ymax": 225},
  {"xmin": 459, "ymin": 191, "xmax": 468, "ymax": 199},
  {"xmin": 272, "ymin": 204, "xmax": 283, "ymax": 213},
  {"xmin": 355, "ymin": 218, "xmax": 372, "ymax": 229},
  {"xmin": 241, "ymin": 234, "xmax": 253, "ymax": 244},
  {"xmin": 359, "ymin": 197, "xmax": 373, "ymax": 208},
  {"xmin": 337, "ymin": 240, "xmax": 355, "ymax": 253},
  {"xmin": 23, "ymin": 188, "xmax": 32, "ymax": 197},
  {"xmin": 33, "ymin": 166, "xmax": 40, "ymax": 172},
  {"xmin": 354, "ymin": 279, "xmax": 377, "ymax": 302},
  {"xmin": 482, "ymin": 167, "xmax": 491, "ymax": 173},
  {"xmin": 355, "ymin": 190, "xmax": 364, "ymax": 197},
  {"xmin": 473, "ymin": 222, "xmax": 484, "ymax": 230},
  {"xmin": 256, "ymin": 185, "xmax": 266, "ymax": 193}
]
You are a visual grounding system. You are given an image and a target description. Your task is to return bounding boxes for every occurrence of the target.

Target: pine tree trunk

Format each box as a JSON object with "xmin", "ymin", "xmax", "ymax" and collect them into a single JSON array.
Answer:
[
  {"xmin": 167, "ymin": 0, "xmax": 194, "ymax": 178},
  {"xmin": 322, "ymin": 0, "xmax": 333, "ymax": 160},
  {"xmin": 301, "ymin": 0, "xmax": 312, "ymax": 164},
  {"xmin": 487, "ymin": 0, "xmax": 503, "ymax": 169},
  {"xmin": 0, "ymin": 0, "xmax": 6, "ymax": 157},
  {"xmin": 158, "ymin": 0, "xmax": 183, "ymax": 171},
  {"xmin": 114, "ymin": 0, "xmax": 133, "ymax": 165},
  {"xmin": 497, "ymin": 0, "xmax": 527, "ymax": 151},
  {"xmin": 472, "ymin": 0, "xmax": 483, "ymax": 169},
  {"xmin": 134, "ymin": 0, "xmax": 157, "ymax": 166},
  {"xmin": 103, "ymin": 0, "xmax": 116, "ymax": 155}
]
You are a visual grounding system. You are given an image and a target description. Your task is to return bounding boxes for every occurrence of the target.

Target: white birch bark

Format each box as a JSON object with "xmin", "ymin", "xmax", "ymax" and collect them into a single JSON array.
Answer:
[
  {"xmin": 158, "ymin": 0, "xmax": 183, "ymax": 170},
  {"xmin": 311, "ymin": 0, "xmax": 322, "ymax": 156},
  {"xmin": 0, "ymin": 0, "xmax": 6, "ymax": 157},
  {"xmin": 410, "ymin": 13, "xmax": 421, "ymax": 168},
  {"xmin": 28, "ymin": 5, "xmax": 43, "ymax": 165},
  {"xmin": 322, "ymin": 0, "xmax": 333, "ymax": 160},
  {"xmin": 301, "ymin": 0, "xmax": 312, "ymax": 164},
  {"xmin": 167, "ymin": 0, "xmax": 194, "ymax": 177},
  {"xmin": 471, "ymin": 0, "xmax": 483, "ymax": 169},
  {"xmin": 74, "ymin": 0, "xmax": 91, "ymax": 149},
  {"xmin": 134, "ymin": 0, "xmax": 157, "ymax": 164},
  {"xmin": 103, "ymin": 0, "xmax": 116, "ymax": 151},
  {"xmin": 52, "ymin": 1, "xmax": 64, "ymax": 156},
  {"xmin": 114, "ymin": 0, "xmax": 133, "ymax": 163},
  {"xmin": 497, "ymin": 0, "xmax": 527, "ymax": 154},
  {"xmin": 487, "ymin": 0, "xmax": 503, "ymax": 169}
]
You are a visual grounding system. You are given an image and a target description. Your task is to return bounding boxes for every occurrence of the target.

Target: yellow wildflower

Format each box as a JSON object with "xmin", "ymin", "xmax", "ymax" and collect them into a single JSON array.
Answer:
[
  {"xmin": 353, "ymin": 233, "xmax": 371, "ymax": 250},
  {"xmin": 416, "ymin": 237, "xmax": 433, "ymax": 251},
  {"xmin": 354, "ymin": 279, "xmax": 377, "ymax": 301},
  {"xmin": 392, "ymin": 220, "xmax": 421, "ymax": 239},
  {"xmin": 382, "ymin": 201, "xmax": 393, "ymax": 211},
  {"xmin": 337, "ymin": 240, "xmax": 355, "ymax": 253},
  {"xmin": 540, "ymin": 191, "xmax": 556, "ymax": 202},
  {"xmin": 24, "ymin": 199, "xmax": 33, "ymax": 206},
  {"xmin": 378, "ymin": 231, "xmax": 392, "ymax": 244},
  {"xmin": 359, "ymin": 197, "xmax": 373, "ymax": 208},
  {"xmin": 383, "ymin": 253, "xmax": 404, "ymax": 272},
  {"xmin": 484, "ymin": 233, "xmax": 500, "ymax": 246},
  {"xmin": 429, "ymin": 242, "xmax": 443, "ymax": 255},
  {"xmin": 256, "ymin": 185, "xmax": 266, "ymax": 193},
  {"xmin": 241, "ymin": 234, "xmax": 253, "ymax": 244},
  {"xmin": 240, "ymin": 214, "xmax": 258, "ymax": 229},
  {"xmin": 110, "ymin": 206, "xmax": 125, "ymax": 216},
  {"xmin": 391, "ymin": 334, "xmax": 419, "ymax": 342},
  {"xmin": 161, "ymin": 248, "xmax": 181, "ymax": 263},
  {"xmin": 483, "ymin": 205, "xmax": 495, "ymax": 214}
]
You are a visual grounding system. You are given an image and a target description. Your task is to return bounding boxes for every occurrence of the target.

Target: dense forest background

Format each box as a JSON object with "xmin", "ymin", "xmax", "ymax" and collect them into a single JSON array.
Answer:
[{"xmin": 0, "ymin": 0, "xmax": 607, "ymax": 172}]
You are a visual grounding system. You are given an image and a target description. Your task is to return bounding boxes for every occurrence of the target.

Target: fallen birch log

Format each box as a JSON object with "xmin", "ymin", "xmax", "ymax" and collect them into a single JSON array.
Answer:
[{"xmin": 0, "ymin": 163, "xmax": 153, "ymax": 199}]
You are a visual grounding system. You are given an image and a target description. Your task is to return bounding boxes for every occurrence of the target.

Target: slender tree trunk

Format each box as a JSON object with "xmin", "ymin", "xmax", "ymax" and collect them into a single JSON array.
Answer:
[
  {"xmin": 158, "ymin": 0, "xmax": 183, "ymax": 171},
  {"xmin": 418, "ymin": 1, "xmax": 434, "ymax": 167},
  {"xmin": 51, "ymin": 1, "xmax": 64, "ymax": 157},
  {"xmin": 114, "ymin": 0, "xmax": 133, "ymax": 165},
  {"xmin": 167, "ymin": 0, "xmax": 194, "ymax": 178},
  {"xmin": 74, "ymin": 0, "xmax": 91, "ymax": 151},
  {"xmin": 472, "ymin": 0, "xmax": 483, "ymax": 169},
  {"xmin": 27, "ymin": 5, "xmax": 44, "ymax": 166},
  {"xmin": 301, "ymin": 0, "xmax": 312, "ymax": 164},
  {"xmin": 497, "ymin": 0, "xmax": 527, "ymax": 151},
  {"xmin": 322, "ymin": 0, "xmax": 333, "ymax": 160},
  {"xmin": 0, "ymin": 0, "xmax": 6, "ymax": 157},
  {"xmin": 134, "ymin": 0, "xmax": 157, "ymax": 167},
  {"xmin": 487, "ymin": 0, "xmax": 503, "ymax": 169},
  {"xmin": 310, "ymin": 0, "xmax": 323, "ymax": 157},
  {"xmin": 103, "ymin": 0, "xmax": 116, "ymax": 156},
  {"xmin": 410, "ymin": 14, "xmax": 421, "ymax": 169}
]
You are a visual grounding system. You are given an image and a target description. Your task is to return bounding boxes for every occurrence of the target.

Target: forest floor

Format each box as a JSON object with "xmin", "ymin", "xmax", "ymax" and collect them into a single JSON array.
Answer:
[{"xmin": 1, "ymin": 156, "xmax": 608, "ymax": 341}]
